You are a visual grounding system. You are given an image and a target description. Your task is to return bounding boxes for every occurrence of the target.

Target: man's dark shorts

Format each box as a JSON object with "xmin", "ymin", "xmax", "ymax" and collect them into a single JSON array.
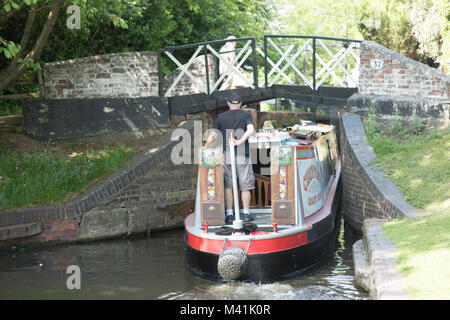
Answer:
[{"xmin": 223, "ymin": 152, "xmax": 255, "ymax": 191}]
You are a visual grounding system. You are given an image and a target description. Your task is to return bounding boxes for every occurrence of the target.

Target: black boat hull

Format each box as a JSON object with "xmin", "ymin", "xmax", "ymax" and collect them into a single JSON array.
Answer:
[
  {"xmin": 185, "ymin": 228, "xmax": 336, "ymax": 283},
  {"xmin": 184, "ymin": 179, "xmax": 342, "ymax": 283}
]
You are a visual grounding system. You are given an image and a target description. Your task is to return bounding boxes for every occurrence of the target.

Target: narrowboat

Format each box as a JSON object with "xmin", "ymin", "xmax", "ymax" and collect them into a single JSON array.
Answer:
[{"xmin": 184, "ymin": 119, "xmax": 342, "ymax": 282}]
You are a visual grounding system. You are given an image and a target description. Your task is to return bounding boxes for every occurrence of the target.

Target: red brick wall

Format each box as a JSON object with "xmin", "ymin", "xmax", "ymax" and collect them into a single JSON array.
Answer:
[
  {"xmin": 43, "ymin": 52, "xmax": 159, "ymax": 99},
  {"xmin": 358, "ymin": 41, "xmax": 450, "ymax": 98},
  {"xmin": 40, "ymin": 219, "xmax": 81, "ymax": 242}
]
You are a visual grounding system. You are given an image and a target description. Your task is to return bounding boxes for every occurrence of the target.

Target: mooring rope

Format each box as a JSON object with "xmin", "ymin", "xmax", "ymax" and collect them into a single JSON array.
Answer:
[{"xmin": 214, "ymin": 222, "xmax": 257, "ymax": 236}]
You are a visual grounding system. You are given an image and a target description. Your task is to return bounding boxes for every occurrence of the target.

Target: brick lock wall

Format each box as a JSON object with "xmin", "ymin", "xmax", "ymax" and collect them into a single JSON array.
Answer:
[
  {"xmin": 339, "ymin": 113, "xmax": 420, "ymax": 231},
  {"xmin": 43, "ymin": 51, "xmax": 159, "ymax": 99},
  {"xmin": 0, "ymin": 121, "xmax": 198, "ymax": 246},
  {"xmin": 359, "ymin": 41, "xmax": 450, "ymax": 98}
]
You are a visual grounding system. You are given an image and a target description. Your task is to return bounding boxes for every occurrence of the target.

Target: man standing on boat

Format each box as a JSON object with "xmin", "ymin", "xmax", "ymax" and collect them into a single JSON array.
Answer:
[{"xmin": 203, "ymin": 93, "xmax": 255, "ymax": 223}]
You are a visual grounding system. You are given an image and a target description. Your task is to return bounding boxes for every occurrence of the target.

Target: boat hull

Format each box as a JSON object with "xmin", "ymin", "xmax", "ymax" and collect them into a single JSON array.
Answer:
[
  {"xmin": 185, "ymin": 227, "xmax": 335, "ymax": 282},
  {"xmin": 184, "ymin": 177, "xmax": 342, "ymax": 282}
]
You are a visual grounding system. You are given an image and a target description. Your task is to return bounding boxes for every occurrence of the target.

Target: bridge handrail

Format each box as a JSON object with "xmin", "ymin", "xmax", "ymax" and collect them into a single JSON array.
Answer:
[
  {"xmin": 264, "ymin": 35, "xmax": 362, "ymax": 90},
  {"xmin": 158, "ymin": 36, "xmax": 258, "ymax": 96},
  {"xmin": 158, "ymin": 34, "xmax": 363, "ymax": 96},
  {"xmin": 160, "ymin": 36, "xmax": 257, "ymax": 52},
  {"xmin": 264, "ymin": 34, "xmax": 362, "ymax": 43}
]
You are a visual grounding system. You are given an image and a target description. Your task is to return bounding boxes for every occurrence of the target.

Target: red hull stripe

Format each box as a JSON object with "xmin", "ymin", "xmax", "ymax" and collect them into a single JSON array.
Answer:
[
  {"xmin": 187, "ymin": 230, "xmax": 309, "ymax": 255},
  {"xmin": 296, "ymin": 145, "xmax": 313, "ymax": 150}
]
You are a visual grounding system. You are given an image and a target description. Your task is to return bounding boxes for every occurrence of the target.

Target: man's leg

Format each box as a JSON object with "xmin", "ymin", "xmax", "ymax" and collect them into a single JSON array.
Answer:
[
  {"xmin": 223, "ymin": 161, "xmax": 235, "ymax": 223},
  {"xmin": 241, "ymin": 190, "xmax": 251, "ymax": 211},
  {"xmin": 236, "ymin": 156, "xmax": 255, "ymax": 222},
  {"xmin": 225, "ymin": 189, "xmax": 234, "ymax": 211}
]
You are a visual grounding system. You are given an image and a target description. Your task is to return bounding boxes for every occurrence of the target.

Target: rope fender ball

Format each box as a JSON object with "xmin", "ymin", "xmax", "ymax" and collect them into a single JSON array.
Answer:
[{"xmin": 217, "ymin": 246, "xmax": 248, "ymax": 281}]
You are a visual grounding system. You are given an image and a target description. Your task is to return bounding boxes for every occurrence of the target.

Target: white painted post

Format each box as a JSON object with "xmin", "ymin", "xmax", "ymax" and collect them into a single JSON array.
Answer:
[{"xmin": 229, "ymin": 134, "xmax": 243, "ymax": 230}]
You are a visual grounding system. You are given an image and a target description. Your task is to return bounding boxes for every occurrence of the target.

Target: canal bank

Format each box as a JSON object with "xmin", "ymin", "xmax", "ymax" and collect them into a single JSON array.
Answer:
[
  {"xmin": 353, "ymin": 219, "xmax": 408, "ymax": 299},
  {"xmin": 340, "ymin": 112, "xmax": 420, "ymax": 300},
  {"xmin": 0, "ymin": 118, "xmax": 200, "ymax": 247},
  {"xmin": 343, "ymin": 108, "xmax": 450, "ymax": 300}
]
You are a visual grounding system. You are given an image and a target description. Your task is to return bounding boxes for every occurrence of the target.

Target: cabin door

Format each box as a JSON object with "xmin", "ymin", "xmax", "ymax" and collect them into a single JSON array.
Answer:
[
  {"xmin": 271, "ymin": 146, "xmax": 296, "ymax": 225},
  {"xmin": 199, "ymin": 148, "xmax": 224, "ymax": 225}
]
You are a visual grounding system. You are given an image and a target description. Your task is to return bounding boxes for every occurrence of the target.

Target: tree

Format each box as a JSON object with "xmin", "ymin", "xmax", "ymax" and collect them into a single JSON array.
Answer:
[
  {"xmin": 357, "ymin": 0, "xmax": 448, "ymax": 71},
  {"xmin": 278, "ymin": 0, "xmax": 448, "ymax": 72},
  {"xmin": 280, "ymin": 0, "xmax": 363, "ymax": 39},
  {"xmin": 407, "ymin": 0, "xmax": 449, "ymax": 72},
  {"xmin": 0, "ymin": 0, "xmax": 65, "ymax": 91},
  {"xmin": 0, "ymin": 0, "xmax": 275, "ymax": 92}
]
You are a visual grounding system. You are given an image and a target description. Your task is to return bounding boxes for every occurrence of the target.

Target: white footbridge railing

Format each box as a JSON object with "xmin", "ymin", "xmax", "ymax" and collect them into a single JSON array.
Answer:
[{"xmin": 158, "ymin": 35, "xmax": 362, "ymax": 97}]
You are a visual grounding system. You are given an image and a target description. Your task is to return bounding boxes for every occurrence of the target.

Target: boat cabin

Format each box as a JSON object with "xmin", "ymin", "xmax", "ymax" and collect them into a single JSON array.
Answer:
[
  {"xmin": 185, "ymin": 118, "xmax": 342, "ymax": 281},
  {"xmin": 193, "ymin": 120, "xmax": 339, "ymax": 233}
]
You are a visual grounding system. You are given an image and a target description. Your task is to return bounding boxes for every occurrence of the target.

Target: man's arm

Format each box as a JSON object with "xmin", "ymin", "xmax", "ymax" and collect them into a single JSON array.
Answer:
[
  {"xmin": 232, "ymin": 124, "xmax": 255, "ymax": 146},
  {"xmin": 203, "ymin": 130, "xmax": 217, "ymax": 148}
]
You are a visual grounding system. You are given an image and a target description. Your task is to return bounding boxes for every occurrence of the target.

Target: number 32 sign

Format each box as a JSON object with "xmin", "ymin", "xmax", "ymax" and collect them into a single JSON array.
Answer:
[{"xmin": 370, "ymin": 59, "xmax": 384, "ymax": 70}]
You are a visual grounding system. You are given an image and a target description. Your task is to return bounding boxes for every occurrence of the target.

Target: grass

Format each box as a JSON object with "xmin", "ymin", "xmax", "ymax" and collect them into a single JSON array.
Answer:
[
  {"xmin": 363, "ymin": 113, "xmax": 450, "ymax": 299},
  {"xmin": 0, "ymin": 83, "xmax": 40, "ymax": 116},
  {"xmin": 382, "ymin": 212, "xmax": 450, "ymax": 299},
  {"xmin": 363, "ymin": 115, "xmax": 450, "ymax": 213},
  {"xmin": 0, "ymin": 100, "xmax": 21, "ymax": 116},
  {"xmin": 0, "ymin": 145, "xmax": 135, "ymax": 209}
]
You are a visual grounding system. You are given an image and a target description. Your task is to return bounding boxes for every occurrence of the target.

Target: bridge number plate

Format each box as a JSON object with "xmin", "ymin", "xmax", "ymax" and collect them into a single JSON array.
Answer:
[{"xmin": 370, "ymin": 59, "xmax": 384, "ymax": 70}]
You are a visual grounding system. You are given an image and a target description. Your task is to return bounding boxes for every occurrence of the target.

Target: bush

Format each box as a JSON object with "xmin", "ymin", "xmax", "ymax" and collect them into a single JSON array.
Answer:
[
  {"xmin": 390, "ymin": 108, "xmax": 405, "ymax": 135},
  {"xmin": 363, "ymin": 112, "xmax": 380, "ymax": 142},
  {"xmin": 410, "ymin": 115, "xmax": 423, "ymax": 135}
]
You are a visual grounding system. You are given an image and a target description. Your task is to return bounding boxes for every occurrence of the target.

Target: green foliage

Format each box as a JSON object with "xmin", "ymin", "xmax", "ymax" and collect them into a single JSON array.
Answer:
[
  {"xmin": 280, "ymin": 0, "xmax": 362, "ymax": 39},
  {"xmin": 410, "ymin": 115, "xmax": 423, "ymax": 135},
  {"xmin": 1, "ymin": 0, "xmax": 274, "ymax": 72},
  {"xmin": 0, "ymin": 1, "xmax": 37, "ymax": 59},
  {"xmin": 390, "ymin": 108, "xmax": 405, "ymax": 135},
  {"xmin": 364, "ymin": 117, "xmax": 450, "ymax": 212},
  {"xmin": 0, "ymin": 145, "xmax": 135, "ymax": 208},
  {"xmin": 363, "ymin": 112, "xmax": 381, "ymax": 142},
  {"xmin": 0, "ymin": 39, "xmax": 20, "ymax": 59},
  {"xmin": 357, "ymin": 0, "xmax": 447, "ymax": 69},
  {"xmin": 440, "ymin": 0, "xmax": 450, "ymax": 72},
  {"xmin": 0, "ymin": 99, "xmax": 21, "ymax": 115}
]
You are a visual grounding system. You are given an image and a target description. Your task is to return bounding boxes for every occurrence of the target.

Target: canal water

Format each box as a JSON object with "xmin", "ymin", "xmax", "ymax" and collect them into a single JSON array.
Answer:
[{"xmin": 0, "ymin": 217, "xmax": 368, "ymax": 300}]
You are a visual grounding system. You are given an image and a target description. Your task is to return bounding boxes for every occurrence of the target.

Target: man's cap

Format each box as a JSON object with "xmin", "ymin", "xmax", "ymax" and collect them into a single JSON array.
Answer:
[{"xmin": 227, "ymin": 93, "xmax": 242, "ymax": 105}]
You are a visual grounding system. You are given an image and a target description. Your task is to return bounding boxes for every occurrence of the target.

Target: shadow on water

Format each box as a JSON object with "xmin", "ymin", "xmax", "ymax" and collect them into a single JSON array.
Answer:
[{"xmin": 0, "ymin": 217, "xmax": 367, "ymax": 300}]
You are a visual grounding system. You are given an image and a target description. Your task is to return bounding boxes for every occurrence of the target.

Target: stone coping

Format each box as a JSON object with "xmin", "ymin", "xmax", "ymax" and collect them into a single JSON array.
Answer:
[
  {"xmin": 347, "ymin": 93, "xmax": 449, "ymax": 125},
  {"xmin": 354, "ymin": 218, "xmax": 409, "ymax": 299},
  {"xmin": 44, "ymin": 51, "xmax": 157, "ymax": 66}
]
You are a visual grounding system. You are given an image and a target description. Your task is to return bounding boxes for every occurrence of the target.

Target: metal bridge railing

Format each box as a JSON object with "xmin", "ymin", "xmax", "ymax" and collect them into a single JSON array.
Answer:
[
  {"xmin": 158, "ymin": 35, "xmax": 362, "ymax": 97},
  {"xmin": 158, "ymin": 37, "xmax": 258, "ymax": 97},
  {"xmin": 264, "ymin": 35, "xmax": 362, "ymax": 91}
]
